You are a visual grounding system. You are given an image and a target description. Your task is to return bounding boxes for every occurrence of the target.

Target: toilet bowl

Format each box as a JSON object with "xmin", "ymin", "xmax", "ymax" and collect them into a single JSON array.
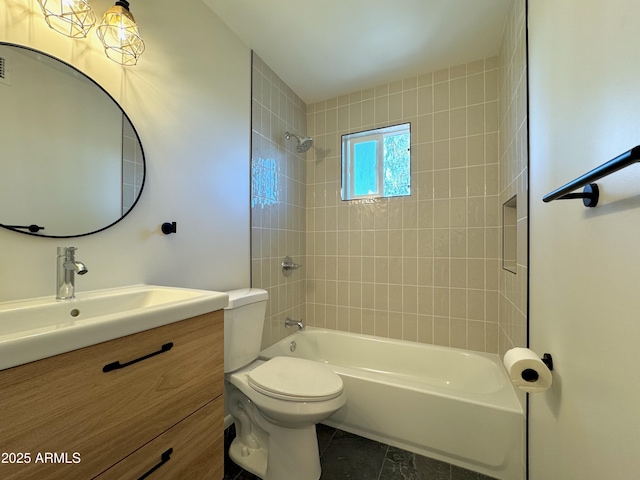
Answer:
[{"xmin": 223, "ymin": 289, "xmax": 346, "ymax": 480}]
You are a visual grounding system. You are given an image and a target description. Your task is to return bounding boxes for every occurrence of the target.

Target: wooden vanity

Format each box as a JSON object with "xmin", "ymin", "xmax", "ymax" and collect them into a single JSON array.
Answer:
[{"xmin": 0, "ymin": 310, "xmax": 224, "ymax": 479}]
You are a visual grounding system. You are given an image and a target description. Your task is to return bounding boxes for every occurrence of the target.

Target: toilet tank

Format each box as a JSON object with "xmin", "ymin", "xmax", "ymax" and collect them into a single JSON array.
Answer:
[{"xmin": 224, "ymin": 288, "xmax": 269, "ymax": 373}]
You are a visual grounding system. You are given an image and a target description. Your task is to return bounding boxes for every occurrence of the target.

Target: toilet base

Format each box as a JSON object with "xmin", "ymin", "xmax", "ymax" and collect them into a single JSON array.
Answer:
[
  {"xmin": 228, "ymin": 440, "xmax": 268, "ymax": 478},
  {"xmin": 229, "ymin": 423, "xmax": 321, "ymax": 480},
  {"xmin": 227, "ymin": 384, "xmax": 322, "ymax": 480}
]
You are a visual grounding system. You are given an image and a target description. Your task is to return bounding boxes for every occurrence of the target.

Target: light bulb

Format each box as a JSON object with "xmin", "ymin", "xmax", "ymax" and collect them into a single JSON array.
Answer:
[{"xmin": 96, "ymin": 1, "xmax": 145, "ymax": 66}]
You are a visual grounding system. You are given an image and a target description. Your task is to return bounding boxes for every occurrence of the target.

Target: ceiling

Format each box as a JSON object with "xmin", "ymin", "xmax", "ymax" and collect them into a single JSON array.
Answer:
[{"xmin": 203, "ymin": 0, "xmax": 514, "ymax": 104}]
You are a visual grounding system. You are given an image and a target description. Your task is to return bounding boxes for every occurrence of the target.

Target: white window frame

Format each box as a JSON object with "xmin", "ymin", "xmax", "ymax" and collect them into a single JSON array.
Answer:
[{"xmin": 341, "ymin": 123, "xmax": 411, "ymax": 201}]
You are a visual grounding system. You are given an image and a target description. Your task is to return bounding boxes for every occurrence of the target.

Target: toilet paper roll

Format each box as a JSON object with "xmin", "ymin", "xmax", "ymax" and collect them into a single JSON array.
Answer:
[{"xmin": 503, "ymin": 347, "xmax": 552, "ymax": 393}]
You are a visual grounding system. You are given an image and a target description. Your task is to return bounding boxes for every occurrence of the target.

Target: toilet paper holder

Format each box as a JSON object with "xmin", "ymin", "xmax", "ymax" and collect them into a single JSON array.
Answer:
[
  {"xmin": 541, "ymin": 353, "xmax": 553, "ymax": 371},
  {"xmin": 521, "ymin": 353, "xmax": 554, "ymax": 383}
]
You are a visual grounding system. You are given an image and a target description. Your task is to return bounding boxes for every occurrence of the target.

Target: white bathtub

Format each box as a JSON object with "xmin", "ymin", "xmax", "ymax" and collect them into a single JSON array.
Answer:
[{"xmin": 260, "ymin": 327, "xmax": 524, "ymax": 480}]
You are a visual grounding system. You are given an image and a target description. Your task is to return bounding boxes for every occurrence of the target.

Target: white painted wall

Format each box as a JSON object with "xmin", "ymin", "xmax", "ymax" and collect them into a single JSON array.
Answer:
[
  {"xmin": 0, "ymin": 0, "xmax": 251, "ymax": 301},
  {"xmin": 529, "ymin": 0, "xmax": 640, "ymax": 478}
]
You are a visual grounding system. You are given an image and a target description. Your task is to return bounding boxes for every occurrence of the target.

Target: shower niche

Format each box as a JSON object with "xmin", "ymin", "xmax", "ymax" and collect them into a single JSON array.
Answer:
[{"xmin": 502, "ymin": 195, "xmax": 517, "ymax": 274}]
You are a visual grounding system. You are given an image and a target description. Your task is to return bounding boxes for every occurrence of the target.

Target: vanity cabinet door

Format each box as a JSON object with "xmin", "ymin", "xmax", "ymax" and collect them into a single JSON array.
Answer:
[
  {"xmin": 96, "ymin": 397, "xmax": 223, "ymax": 480},
  {"xmin": 0, "ymin": 310, "xmax": 223, "ymax": 480}
]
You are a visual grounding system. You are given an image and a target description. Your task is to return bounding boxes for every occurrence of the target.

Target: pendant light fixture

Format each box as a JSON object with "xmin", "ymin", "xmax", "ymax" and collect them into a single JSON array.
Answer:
[
  {"xmin": 96, "ymin": 0, "xmax": 145, "ymax": 66},
  {"xmin": 36, "ymin": 0, "xmax": 96, "ymax": 38}
]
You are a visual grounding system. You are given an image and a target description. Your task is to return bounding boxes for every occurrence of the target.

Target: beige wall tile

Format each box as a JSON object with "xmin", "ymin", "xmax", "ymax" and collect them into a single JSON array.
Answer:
[
  {"xmin": 417, "ymin": 114, "xmax": 434, "ymax": 144},
  {"xmin": 418, "ymin": 285, "xmax": 434, "ymax": 314},
  {"xmin": 434, "ymin": 287, "xmax": 450, "ymax": 316},
  {"xmin": 434, "ymin": 140, "xmax": 450, "ymax": 170},
  {"xmin": 362, "ymin": 99, "xmax": 375, "ymax": 125},
  {"xmin": 417, "ymin": 315, "xmax": 433, "ymax": 343},
  {"xmin": 403, "ymin": 89, "xmax": 418, "ymax": 118},
  {"xmin": 450, "ymin": 63, "xmax": 467, "ymax": 79},
  {"xmin": 467, "ymin": 59, "xmax": 485, "ymax": 75},
  {"xmin": 375, "ymin": 96, "xmax": 389, "ymax": 124},
  {"xmin": 434, "ymin": 68, "xmax": 449, "ymax": 83},
  {"xmin": 450, "ymin": 138, "xmax": 467, "ymax": 168},
  {"xmin": 433, "ymin": 316, "xmax": 450, "ymax": 345},
  {"xmin": 468, "ymin": 166, "xmax": 485, "ymax": 197},
  {"xmin": 450, "ymin": 259, "xmax": 467, "ymax": 288},
  {"xmin": 450, "ymin": 197, "xmax": 466, "ymax": 227},
  {"xmin": 389, "ymin": 93, "xmax": 403, "ymax": 121},
  {"xmin": 450, "ymin": 77, "xmax": 467, "ymax": 108},
  {"xmin": 374, "ymin": 310, "xmax": 389, "ymax": 336},
  {"xmin": 362, "ymin": 309, "xmax": 375, "ymax": 335},
  {"xmin": 467, "ymin": 73, "xmax": 485, "ymax": 105},
  {"xmin": 468, "ymin": 259, "xmax": 485, "ymax": 289},
  {"xmin": 467, "ymin": 320, "xmax": 486, "ymax": 351},
  {"xmin": 434, "ymin": 82, "xmax": 450, "ymax": 111},
  {"xmin": 468, "ymin": 290, "xmax": 485, "ymax": 321},
  {"xmin": 417, "ymin": 226, "xmax": 434, "ymax": 257},
  {"xmin": 434, "ymin": 230, "xmax": 450, "ymax": 257},
  {"xmin": 349, "ymin": 102, "xmax": 362, "ymax": 128},
  {"xmin": 450, "ymin": 317, "xmax": 467, "ymax": 348},
  {"xmin": 388, "ymin": 312, "xmax": 403, "ymax": 339},
  {"xmin": 450, "ymin": 168, "xmax": 467, "ymax": 198},
  {"xmin": 450, "ymin": 229, "xmax": 467, "ymax": 258},
  {"xmin": 434, "ymin": 111, "xmax": 450, "ymax": 140},
  {"xmin": 450, "ymin": 107, "xmax": 467, "ymax": 138},
  {"xmin": 468, "ymin": 104, "xmax": 485, "ymax": 135},
  {"xmin": 417, "ymin": 85, "xmax": 433, "ymax": 114},
  {"xmin": 468, "ymin": 135, "xmax": 485, "ymax": 166}
]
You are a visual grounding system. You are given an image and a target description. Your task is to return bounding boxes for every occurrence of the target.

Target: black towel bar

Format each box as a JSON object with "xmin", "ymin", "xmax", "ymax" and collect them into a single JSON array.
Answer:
[{"xmin": 543, "ymin": 145, "xmax": 640, "ymax": 206}]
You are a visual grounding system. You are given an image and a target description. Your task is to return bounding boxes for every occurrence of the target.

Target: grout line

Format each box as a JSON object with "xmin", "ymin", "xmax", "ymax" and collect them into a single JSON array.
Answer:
[{"xmin": 376, "ymin": 445, "xmax": 390, "ymax": 480}]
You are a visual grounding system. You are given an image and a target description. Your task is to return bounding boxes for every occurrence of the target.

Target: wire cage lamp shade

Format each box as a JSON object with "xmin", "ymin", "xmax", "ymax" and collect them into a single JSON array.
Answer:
[
  {"xmin": 36, "ymin": 0, "xmax": 96, "ymax": 38},
  {"xmin": 96, "ymin": 0, "xmax": 145, "ymax": 66}
]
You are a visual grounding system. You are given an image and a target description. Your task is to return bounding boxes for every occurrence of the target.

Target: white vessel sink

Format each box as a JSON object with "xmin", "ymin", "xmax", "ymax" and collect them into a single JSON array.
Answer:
[{"xmin": 0, "ymin": 285, "xmax": 228, "ymax": 370}]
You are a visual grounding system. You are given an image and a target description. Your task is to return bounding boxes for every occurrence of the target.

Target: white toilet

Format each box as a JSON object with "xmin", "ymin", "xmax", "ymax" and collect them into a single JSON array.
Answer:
[{"xmin": 223, "ymin": 288, "xmax": 346, "ymax": 480}]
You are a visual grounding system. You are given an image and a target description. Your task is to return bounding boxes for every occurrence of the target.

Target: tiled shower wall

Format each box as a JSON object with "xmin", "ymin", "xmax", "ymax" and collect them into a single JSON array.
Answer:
[
  {"xmin": 250, "ymin": 53, "xmax": 308, "ymax": 348},
  {"xmin": 498, "ymin": 1, "xmax": 528, "ymax": 355},
  {"xmin": 250, "ymin": 17, "xmax": 529, "ymax": 355},
  {"xmin": 305, "ymin": 59, "xmax": 502, "ymax": 353}
]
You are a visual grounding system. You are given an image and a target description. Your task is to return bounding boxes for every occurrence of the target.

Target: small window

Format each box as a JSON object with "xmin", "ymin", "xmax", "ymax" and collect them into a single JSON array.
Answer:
[{"xmin": 341, "ymin": 123, "xmax": 411, "ymax": 201}]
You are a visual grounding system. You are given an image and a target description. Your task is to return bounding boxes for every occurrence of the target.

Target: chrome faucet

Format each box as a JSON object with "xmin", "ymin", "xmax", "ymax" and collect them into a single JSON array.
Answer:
[
  {"xmin": 284, "ymin": 317, "xmax": 305, "ymax": 331},
  {"xmin": 56, "ymin": 247, "xmax": 88, "ymax": 300}
]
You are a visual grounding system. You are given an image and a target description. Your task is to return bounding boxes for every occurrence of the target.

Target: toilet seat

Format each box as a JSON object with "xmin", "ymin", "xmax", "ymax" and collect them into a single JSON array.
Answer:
[{"xmin": 247, "ymin": 357, "xmax": 343, "ymax": 402}]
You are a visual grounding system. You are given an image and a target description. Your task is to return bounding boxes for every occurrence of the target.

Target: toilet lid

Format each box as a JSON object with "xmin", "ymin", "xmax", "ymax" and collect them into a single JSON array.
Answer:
[{"xmin": 247, "ymin": 357, "xmax": 343, "ymax": 402}]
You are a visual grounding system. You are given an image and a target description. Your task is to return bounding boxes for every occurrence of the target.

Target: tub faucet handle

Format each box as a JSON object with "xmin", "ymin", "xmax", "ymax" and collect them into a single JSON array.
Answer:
[
  {"xmin": 284, "ymin": 317, "xmax": 305, "ymax": 331},
  {"xmin": 282, "ymin": 256, "xmax": 302, "ymax": 276}
]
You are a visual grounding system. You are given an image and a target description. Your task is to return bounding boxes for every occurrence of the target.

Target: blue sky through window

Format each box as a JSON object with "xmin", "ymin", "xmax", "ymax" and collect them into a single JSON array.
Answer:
[{"xmin": 353, "ymin": 140, "xmax": 378, "ymax": 196}]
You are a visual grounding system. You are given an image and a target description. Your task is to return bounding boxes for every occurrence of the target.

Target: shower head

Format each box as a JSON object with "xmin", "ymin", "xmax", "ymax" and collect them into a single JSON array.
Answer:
[
  {"xmin": 297, "ymin": 137, "xmax": 313, "ymax": 153},
  {"xmin": 285, "ymin": 132, "xmax": 314, "ymax": 153}
]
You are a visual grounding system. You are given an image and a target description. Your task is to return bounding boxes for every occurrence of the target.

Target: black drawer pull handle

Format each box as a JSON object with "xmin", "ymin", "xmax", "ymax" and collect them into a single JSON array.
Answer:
[
  {"xmin": 137, "ymin": 448, "xmax": 173, "ymax": 480},
  {"xmin": 103, "ymin": 342, "xmax": 174, "ymax": 373}
]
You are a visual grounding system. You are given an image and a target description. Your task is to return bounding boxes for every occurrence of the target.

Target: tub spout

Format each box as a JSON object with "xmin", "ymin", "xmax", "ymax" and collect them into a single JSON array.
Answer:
[{"xmin": 284, "ymin": 317, "xmax": 305, "ymax": 330}]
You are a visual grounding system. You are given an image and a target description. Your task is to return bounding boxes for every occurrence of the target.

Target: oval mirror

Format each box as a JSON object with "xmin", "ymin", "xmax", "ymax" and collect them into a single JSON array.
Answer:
[{"xmin": 0, "ymin": 43, "xmax": 145, "ymax": 238}]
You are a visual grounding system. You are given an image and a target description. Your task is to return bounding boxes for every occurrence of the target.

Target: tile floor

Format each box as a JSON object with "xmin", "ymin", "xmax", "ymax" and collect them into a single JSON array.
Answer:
[{"xmin": 224, "ymin": 424, "xmax": 497, "ymax": 480}]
